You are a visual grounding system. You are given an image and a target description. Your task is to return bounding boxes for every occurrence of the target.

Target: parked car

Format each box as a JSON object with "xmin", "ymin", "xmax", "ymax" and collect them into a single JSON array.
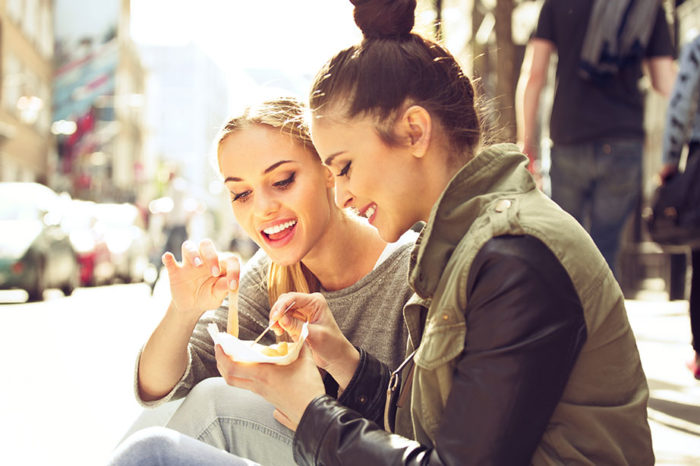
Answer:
[
  {"xmin": 0, "ymin": 182, "xmax": 79, "ymax": 301},
  {"xmin": 62, "ymin": 200, "xmax": 115, "ymax": 287},
  {"xmin": 93, "ymin": 202, "xmax": 152, "ymax": 283}
]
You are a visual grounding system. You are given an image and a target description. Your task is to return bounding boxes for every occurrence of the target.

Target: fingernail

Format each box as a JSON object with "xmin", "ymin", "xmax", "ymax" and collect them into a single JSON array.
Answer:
[
  {"xmin": 212, "ymin": 266, "xmax": 220, "ymax": 276},
  {"xmin": 229, "ymin": 279, "xmax": 238, "ymax": 291},
  {"xmin": 281, "ymin": 315, "xmax": 290, "ymax": 326},
  {"xmin": 194, "ymin": 257, "xmax": 203, "ymax": 267}
]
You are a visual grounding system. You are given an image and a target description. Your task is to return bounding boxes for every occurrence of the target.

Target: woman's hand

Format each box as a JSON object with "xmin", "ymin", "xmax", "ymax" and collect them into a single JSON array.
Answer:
[
  {"xmin": 162, "ymin": 239, "xmax": 240, "ymax": 321},
  {"xmin": 215, "ymin": 343, "xmax": 325, "ymax": 431},
  {"xmin": 269, "ymin": 292, "xmax": 360, "ymax": 390}
]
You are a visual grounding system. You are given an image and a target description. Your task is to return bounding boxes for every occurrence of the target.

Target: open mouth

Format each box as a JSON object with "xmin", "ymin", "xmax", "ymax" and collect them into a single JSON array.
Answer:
[
  {"xmin": 262, "ymin": 219, "xmax": 298, "ymax": 242},
  {"xmin": 360, "ymin": 204, "xmax": 377, "ymax": 224}
]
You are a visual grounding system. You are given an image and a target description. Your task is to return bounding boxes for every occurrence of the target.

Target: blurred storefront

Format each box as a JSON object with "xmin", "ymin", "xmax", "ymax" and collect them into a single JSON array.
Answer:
[
  {"xmin": 52, "ymin": 0, "xmax": 148, "ymax": 203},
  {"xmin": 0, "ymin": 0, "xmax": 54, "ymax": 183}
]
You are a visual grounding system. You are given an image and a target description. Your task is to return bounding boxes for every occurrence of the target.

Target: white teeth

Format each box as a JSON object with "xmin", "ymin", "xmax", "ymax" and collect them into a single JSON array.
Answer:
[
  {"xmin": 263, "ymin": 220, "xmax": 297, "ymax": 235},
  {"xmin": 365, "ymin": 205, "xmax": 376, "ymax": 219}
]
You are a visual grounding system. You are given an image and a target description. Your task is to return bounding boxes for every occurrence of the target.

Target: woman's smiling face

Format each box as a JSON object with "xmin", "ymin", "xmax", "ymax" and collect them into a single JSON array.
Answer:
[
  {"xmin": 218, "ymin": 124, "xmax": 334, "ymax": 266},
  {"xmin": 310, "ymin": 114, "xmax": 425, "ymax": 243}
]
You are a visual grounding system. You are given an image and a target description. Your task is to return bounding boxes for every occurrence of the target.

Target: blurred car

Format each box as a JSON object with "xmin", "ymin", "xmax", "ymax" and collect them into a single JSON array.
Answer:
[
  {"xmin": 93, "ymin": 202, "xmax": 152, "ymax": 283},
  {"xmin": 62, "ymin": 200, "xmax": 115, "ymax": 287},
  {"xmin": 0, "ymin": 182, "xmax": 79, "ymax": 301}
]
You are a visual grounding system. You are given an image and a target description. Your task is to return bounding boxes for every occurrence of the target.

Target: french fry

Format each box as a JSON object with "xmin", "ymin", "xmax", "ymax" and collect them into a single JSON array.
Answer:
[
  {"xmin": 227, "ymin": 290, "xmax": 239, "ymax": 337},
  {"xmin": 260, "ymin": 341, "xmax": 289, "ymax": 357}
]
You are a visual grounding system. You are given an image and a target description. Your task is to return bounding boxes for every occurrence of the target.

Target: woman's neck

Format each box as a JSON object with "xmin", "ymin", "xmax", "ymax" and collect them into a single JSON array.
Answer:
[
  {"xmin": 301, "ymin": 211, "xmax": 386, "ymax": 291},
  {"xmin": 416, "ymin": 135, "xmax": 467, "ymax": 223}
]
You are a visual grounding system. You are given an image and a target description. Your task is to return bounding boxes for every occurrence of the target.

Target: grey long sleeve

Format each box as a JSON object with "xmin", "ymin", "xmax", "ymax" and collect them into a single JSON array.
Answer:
[{"xmin": 134, "ymin": 234, "xmax": 416, "ymax": 407}]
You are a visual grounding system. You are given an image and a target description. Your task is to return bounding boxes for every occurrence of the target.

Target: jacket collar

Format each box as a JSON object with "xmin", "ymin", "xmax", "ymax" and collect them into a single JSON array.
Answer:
[{"xmin": 409, "ymin": 143, "xmax": 533, "ymax": 298}]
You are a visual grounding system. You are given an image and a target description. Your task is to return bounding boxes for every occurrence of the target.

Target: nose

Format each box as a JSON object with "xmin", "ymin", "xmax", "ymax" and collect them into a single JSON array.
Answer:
[
  {"xmin": 255, "ymin": 190, "xmax": 280, "ymax": 217},
  {"xmin": 334, "ymin": 178, "xmax": 354, "ymax": 210}
]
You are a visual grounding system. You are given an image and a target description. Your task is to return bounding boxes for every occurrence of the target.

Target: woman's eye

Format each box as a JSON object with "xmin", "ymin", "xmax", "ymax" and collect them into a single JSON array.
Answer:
[
  {"xmin": 273, "ymin": 172, "xmax": 295, "ymax": 189},
  {"xmin": 337, "ymin": 161, "xmax": 351, "ymax": 177},
  {"xmin": 230, "ymin": 190, "xmax": 251, "ymax": 203}
]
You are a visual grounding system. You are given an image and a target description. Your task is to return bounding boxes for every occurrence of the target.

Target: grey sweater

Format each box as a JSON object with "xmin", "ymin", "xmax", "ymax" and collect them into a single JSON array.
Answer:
[{"xmin": 136, "ymin": 231, "xmax": 417, "ymax": 407}]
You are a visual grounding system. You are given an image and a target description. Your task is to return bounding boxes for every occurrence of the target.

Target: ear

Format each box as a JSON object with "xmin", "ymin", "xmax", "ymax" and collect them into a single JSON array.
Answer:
[
  {"xmin": 400, "ymin": 105, "xmax": 432, "ymax": 159},
  {"xmin": 323, "ymin": 165, "xmax": 334, "ymax": 188}
]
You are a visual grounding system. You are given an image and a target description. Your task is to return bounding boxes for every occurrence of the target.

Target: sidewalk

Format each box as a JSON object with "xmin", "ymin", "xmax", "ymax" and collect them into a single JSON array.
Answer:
[{"xmin": 626, "ymin": 288, "xmax": 700, "ymax": 465}]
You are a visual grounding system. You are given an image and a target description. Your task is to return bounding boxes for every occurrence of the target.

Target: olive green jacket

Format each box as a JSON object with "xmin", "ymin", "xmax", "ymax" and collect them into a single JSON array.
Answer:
[{"xmin": 395, "ymin": 144, "xmax": 653, "ymax": 465}]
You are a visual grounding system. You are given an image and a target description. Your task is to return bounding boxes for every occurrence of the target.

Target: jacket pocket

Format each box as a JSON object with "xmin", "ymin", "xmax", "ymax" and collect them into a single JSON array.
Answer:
[{"xmin": 414, "ymin": 316, "xmax": 466, "ymax": 370}]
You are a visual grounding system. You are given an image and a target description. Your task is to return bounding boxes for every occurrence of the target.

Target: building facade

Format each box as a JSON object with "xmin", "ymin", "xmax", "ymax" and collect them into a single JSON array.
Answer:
[
  {"xmin": 52, "ymin": 0, "xmax": 147, "ymax": 202},
  {"xmin": 0, "ymin": 0, "xmax": 54, "ymax": 183}
]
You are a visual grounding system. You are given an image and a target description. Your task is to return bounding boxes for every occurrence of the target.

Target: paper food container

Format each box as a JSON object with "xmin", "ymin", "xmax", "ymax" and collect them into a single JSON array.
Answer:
[{"xmin": 208, "ymin": 321, "xmax": 309, "ymax": 365}]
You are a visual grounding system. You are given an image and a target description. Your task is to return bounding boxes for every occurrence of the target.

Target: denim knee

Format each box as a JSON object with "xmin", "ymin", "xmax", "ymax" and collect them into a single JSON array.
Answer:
[
  {"xmin": 185, "ymin": 377, "xmax": 241, "ymax": 415},
  {"xmin": 109, "ymin": 427, "xmax": 176, "ymax": 465}
]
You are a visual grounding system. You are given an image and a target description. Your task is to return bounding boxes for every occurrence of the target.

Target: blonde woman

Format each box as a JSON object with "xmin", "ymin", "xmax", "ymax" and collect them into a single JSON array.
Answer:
[{"xmin": 131, "ymin": 97, "xmax": 416, "ymax": 465}]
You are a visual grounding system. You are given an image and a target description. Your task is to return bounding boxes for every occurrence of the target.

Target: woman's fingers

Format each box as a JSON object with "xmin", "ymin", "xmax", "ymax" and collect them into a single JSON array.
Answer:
[
  {"xmin": 161, "ymin": 251, "xmax": 178, "ymax": 273},
  {"xmin": 181, "ymin": 240, "xmax": 203, "ymax": 267},
  {"xmin": 198, "ymin": 239, "xmax": 221, "ymax": 277},
  {"xmin": 215, "ymin": 345, "xmax": 273, "ymax": 394},
  {"xmin": 219, "ymin": 253, "xmax": 241, "ymax": 291},
  {"xmin": 216, "ymin": 343, "xmax": 325, "ymax": 428},
  {"xmin": 215, "ymin": 345, "xmax": 250, "ymax": 385},
  {"xmin": 277, "ymin": 313, "xmax": 305, "ymax": 341},
  {"xmin": 270, "ymin": 292, "xmax": 322, "ymax": 322}
]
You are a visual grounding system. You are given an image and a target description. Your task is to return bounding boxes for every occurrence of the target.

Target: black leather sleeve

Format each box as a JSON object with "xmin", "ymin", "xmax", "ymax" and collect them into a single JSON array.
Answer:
[
  {"xmin": 336, "ymin": 347, "xmax": 391, "ymax": 425},
  {"xmin": 293, "ymin": 235, "xmax": 587, "ymax": 466}
]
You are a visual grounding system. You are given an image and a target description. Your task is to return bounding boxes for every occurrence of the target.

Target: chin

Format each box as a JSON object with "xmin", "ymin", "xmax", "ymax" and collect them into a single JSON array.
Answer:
[
  {"xmin": 261, "ymin": 245, "xmax": 305, "ymax": 267},
  {"xmin": 375, "ymin": 224, "xmax": 404, "ymax": 244},
  {"xmin": 265, "ymin": 252, "xmax": 302, "ymax": 267}
]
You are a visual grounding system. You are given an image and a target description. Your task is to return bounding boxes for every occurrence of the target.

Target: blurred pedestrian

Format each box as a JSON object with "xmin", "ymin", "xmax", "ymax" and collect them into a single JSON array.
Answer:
[
  {"xmin": 517, "ymin": 0, "xmax": 676, "ymax": 276},
  {"xmin": 660, "ymin": 33, "xmax": 700, "ymax": 379},
  {"xmin": 125, "ymin": 97, "xmax": 416, "ymax": 465}
]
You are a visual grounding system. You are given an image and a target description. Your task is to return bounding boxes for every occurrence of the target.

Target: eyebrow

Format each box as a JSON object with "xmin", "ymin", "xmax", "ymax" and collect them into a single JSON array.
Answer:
[
  {"xmin": 224, "ymin": 160, "xmax": 294, "ymax": 183},
  {"xmin": 323, "ymin": 151, "xmax": 346, "ymax": 166}
]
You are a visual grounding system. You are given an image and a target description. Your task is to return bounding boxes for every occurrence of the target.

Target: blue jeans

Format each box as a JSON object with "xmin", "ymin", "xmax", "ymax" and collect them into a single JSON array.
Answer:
[
  {"xmin": 108, "ymin": 426, "xmax": 258, "ymax": 466},
  {"xmin": 165, "ymin": 378, "xmax": 295, "ymax": 466},
  {"xmin": 550, "ymin": 139, "xmax": 643, "ymax": 275}
]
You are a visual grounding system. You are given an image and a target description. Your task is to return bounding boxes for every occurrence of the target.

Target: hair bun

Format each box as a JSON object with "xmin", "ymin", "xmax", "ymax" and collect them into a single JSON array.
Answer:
[{"xmin": 351, "ymin": 0, "xmax": 416, "ymax": 39}]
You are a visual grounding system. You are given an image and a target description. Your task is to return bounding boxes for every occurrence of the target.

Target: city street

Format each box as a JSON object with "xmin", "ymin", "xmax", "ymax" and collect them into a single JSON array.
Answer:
[
  {"xmin": 0, "ymin": 282, "xmax": 699, "ymax": 465},
  {"xmin": 0, "ymin": 283, "xmax": 166, "ymax": 466}
]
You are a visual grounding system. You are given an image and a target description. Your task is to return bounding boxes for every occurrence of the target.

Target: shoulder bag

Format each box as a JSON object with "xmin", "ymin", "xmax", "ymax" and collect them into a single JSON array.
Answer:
[{"xmin": 645, "ymin": 147, "xmax": 700, "ymax": 248}]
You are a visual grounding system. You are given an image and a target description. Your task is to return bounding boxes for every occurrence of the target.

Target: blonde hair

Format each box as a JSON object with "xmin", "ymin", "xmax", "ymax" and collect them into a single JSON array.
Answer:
[{"xmin": 216, "ymin": 97, "xmax": 322, "ymax": 307}]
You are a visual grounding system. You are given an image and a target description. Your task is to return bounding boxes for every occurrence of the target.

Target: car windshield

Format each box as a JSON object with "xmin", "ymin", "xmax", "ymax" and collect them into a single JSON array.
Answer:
[
  {"xmin": 0, "ymin": 197, "xmax": 43, "ymax": 221},
  {"xmin": 0, "ymin": 184, "xmax": 58, "ymax": 221}
]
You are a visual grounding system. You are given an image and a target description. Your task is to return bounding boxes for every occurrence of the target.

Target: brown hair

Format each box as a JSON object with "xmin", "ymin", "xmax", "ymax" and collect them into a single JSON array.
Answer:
[
  {"xmin": 310, "ymin": 0, "xmax": 481, "ymax": 164},
  {"xmin": 216, "ymin": 97, "xmax": 321, "ymax": 307}
]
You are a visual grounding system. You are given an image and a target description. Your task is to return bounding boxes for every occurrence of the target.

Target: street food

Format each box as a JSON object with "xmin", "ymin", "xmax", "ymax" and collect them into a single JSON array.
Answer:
[
  {"xmin": 227, "ymin": 290, "xmax": 239, "ymax": 337},
  {"xmin": 207, "ymin": 321, "xmax": 308, "ymax": 365},
  {"xmin": 260, "ymin": 341, "xmax": 289, "ymax": 357}
]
